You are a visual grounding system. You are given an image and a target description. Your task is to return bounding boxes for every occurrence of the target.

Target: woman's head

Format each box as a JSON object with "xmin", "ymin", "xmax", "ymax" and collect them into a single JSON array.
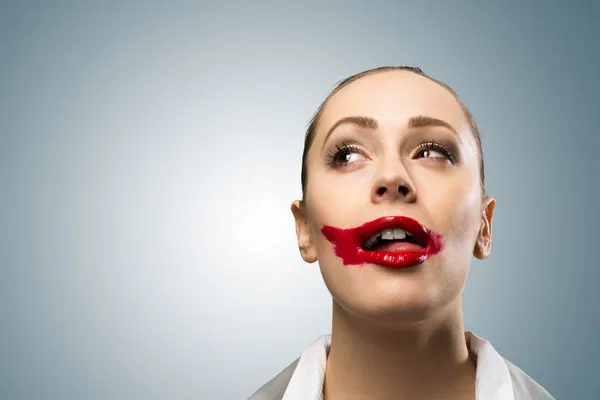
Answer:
[{"xmin": 291, "ymin": 67, "xmax": 495, "ymax": 324}]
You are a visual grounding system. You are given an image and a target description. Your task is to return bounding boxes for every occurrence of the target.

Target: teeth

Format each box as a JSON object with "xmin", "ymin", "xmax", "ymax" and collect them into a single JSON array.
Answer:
[
  {"xmin": 381, "ymin": 228, "xmax": 407, "ymax": 240},
  {"xmin": 393, "ymin": 229, "xmax": 407, "ymax": 240},
  {"xmin": 363, "ymin": 228, "xmax": 411, "ymax": 250},
  {"xmin": 381, "ymin": 230, "xmax": 394, "ymax": 240}
]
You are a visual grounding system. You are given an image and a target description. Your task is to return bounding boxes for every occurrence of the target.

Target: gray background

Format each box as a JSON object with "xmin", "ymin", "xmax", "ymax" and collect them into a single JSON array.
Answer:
[{"xmin": 1, "ymin": 1, "xmax": 598, "ymax": 399}]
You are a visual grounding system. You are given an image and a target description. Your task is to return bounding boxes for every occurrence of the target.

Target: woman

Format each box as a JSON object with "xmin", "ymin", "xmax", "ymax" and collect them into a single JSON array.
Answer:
[{"xmin": 249, "ymin": 66, "xmax": 554, "ymax": 400}]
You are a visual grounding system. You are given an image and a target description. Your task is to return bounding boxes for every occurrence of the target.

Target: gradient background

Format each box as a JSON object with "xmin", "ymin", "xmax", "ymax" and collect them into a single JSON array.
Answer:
[{"xmin": 1, "ymin": 1, "xmax": 598, "ymax": 399}]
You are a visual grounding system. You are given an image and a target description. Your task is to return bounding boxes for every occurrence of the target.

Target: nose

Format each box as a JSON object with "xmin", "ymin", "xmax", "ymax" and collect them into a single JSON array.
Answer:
[{"xmin": 371, "ymin": 162, "xmax": 417, "ymax": 204}]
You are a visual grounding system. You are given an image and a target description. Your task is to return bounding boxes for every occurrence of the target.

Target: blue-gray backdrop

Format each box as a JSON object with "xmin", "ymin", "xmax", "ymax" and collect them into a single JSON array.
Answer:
[{"xmin": 1, "ymin": 1, "xmax": 598, "ymax": 399}]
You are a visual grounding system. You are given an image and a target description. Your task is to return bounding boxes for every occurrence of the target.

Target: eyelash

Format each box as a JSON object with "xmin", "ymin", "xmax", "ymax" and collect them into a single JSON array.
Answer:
[
  {"xmin": 325, "ymin": 142, "xmax": 363, "ymax": 167},
  {"xmin": 326, "ymin": 139, "xmax": 457, "ymax": 167},
  {"xmin": 415, "ymin": 140, "xmax": 456, "ymax": 163}
]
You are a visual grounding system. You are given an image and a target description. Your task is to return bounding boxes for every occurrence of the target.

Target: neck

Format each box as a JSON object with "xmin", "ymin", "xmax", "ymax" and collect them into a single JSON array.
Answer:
[{"xmin": 323, "ymin": 298, "xmax": 476, "ymax": 400}]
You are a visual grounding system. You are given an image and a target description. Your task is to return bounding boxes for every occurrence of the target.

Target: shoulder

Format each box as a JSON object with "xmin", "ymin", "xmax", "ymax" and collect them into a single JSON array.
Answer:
[
  {"xmin": 247, "ymin": 359, "xmax": 299, "ymax": 400},
  {"xmin": 503, "ymin": 358, "xmax": 555, "ymax": 400}
]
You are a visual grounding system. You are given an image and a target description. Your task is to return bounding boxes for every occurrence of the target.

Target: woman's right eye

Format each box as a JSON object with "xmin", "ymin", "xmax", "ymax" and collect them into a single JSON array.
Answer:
[{"xmin": 327, "ymin": 145, "xmax": 366, "ymax": 167}]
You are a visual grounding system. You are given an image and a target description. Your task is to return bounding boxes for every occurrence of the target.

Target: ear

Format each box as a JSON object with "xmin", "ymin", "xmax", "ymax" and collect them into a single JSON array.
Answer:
[
  {"xmin": 473, "ymin": 196, "xmax": 496, "ymax": 260},
  {"xmin": 291, "ymin": 200, "xmax": 318, "ymax": 263}
]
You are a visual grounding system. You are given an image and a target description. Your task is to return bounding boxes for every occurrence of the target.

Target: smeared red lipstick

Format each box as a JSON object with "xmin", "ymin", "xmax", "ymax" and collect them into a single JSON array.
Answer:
[{"xmin": 321, "ymin": 216, "xmax": 443, "ymax": 268}]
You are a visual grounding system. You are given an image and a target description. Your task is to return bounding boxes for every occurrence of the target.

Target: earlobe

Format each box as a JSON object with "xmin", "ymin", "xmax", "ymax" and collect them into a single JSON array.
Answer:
[
  {"xmin": 473, "ymin": 196, "xmax": 496, "ymax": 260},
  {"xmin": 291, "ymin": 200, "xmax": 318, "ymax": 263}
]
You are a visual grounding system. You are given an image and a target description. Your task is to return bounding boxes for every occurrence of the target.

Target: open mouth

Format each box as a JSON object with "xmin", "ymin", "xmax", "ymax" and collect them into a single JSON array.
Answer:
[
  {"xmin": 321, "ymin": 216, "xmax": 444, "ymax": 268},
  {"xmin": 361, "ymin": 228, "xmax": 425, "ymax": 251}
]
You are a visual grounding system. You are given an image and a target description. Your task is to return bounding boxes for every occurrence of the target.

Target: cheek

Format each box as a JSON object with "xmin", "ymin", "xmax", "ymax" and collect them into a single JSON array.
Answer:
[
  {"xmin": 306, "ymin": 169, "xmax": 371, "ymax": 226},
  {"xmin": 426, "ymin": 177, "xmax": 481, "ymax": 250},
  {"xmin": 304, "ymin": 186, "xmax": 361, "ymax": 267}
]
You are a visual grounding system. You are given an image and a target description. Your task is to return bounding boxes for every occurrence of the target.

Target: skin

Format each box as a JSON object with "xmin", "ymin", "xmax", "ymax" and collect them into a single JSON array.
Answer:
[{"xmin": 291, "ymin": 70, "xmax": 496, "ymax": 400}]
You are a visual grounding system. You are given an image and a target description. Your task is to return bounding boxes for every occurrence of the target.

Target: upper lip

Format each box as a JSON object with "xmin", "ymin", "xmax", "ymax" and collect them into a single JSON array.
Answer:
[{"xmin": 353, "ymin": 216, "xmax": 431, "ymax": 249}]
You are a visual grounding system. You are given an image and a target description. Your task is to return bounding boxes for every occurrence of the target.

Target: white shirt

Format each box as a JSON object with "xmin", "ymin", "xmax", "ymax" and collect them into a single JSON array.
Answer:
[{"xmin": 281, "ymin": 331, "xmax": 516, "ymax": 400}]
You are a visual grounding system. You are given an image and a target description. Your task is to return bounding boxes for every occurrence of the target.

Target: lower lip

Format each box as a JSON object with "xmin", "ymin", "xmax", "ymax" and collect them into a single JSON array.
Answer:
[{"xmin": 321, "ymin": 225, "xmax": 443, "ymax": 269}]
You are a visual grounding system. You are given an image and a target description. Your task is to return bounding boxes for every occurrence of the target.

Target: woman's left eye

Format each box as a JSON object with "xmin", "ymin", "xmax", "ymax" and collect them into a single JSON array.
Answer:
[
  {"xmin": 415, "ymin": 141, "xmax": 455, "ymax": 163},
  {"xmin": 417, "ymin": 149, "xmax": 446, "ymax": 159}
]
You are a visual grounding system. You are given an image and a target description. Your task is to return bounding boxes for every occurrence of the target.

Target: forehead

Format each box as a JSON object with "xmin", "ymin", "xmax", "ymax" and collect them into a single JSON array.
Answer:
[{"xmin": 319, "ymin": 71, "xmax": 470, "ymax": 135}]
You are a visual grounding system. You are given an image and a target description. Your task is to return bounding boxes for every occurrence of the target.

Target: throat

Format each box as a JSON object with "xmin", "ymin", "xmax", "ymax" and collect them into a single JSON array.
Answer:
[{"xmin": 324, "ymin": 324, "xmax": 476, "ymax": 400}]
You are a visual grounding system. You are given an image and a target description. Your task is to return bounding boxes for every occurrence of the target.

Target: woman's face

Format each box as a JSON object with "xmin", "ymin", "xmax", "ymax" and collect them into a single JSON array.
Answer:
[{"xmin": 292, "ymin": 71, "xmax": 495, "ymax": 323}]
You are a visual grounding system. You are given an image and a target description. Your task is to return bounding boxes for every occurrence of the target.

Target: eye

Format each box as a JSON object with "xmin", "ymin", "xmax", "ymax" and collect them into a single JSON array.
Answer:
[
  {"xmin": 418, "ymin": 149, "xmax": 446, "ymax": 159},
  {"xmin": 415, "ymin": 140, "xmax": 456, "ymax": 163},
  {"xmin": 326, "ymin": 143, "xmax": 367, "ymax": 167}
]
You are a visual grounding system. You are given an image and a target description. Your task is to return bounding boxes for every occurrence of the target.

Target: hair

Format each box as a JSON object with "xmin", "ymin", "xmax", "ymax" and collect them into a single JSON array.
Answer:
[{"xmin": 300, "ymin": 66, "xmax": 485, "ymax": 200}]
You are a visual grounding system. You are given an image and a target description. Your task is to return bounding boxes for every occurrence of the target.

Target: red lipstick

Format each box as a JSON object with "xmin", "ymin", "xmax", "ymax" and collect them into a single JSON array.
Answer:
[{"xmin": 321, "ymin": 216, "xmax": 443, "ymax": 268}]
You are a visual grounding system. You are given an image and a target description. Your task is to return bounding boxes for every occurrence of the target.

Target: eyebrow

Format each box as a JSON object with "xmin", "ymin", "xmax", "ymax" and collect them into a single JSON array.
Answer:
[
  {"xmin": 322, "ymin": 116, "xmax": 378, "ymax": 150},
  {"xmin": 323, "ymin": 116, "xmax": 378, "ymax": 142},
  {"xmin": 407, "ymin": 115, "xmax": 459, "ymax": 136},
  {"xmin": 322, "ymin": 114, "xmax": 459, "ymax": 149}
]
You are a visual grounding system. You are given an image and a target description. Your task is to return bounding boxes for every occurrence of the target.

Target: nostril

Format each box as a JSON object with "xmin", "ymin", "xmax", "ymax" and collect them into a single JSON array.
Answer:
[
  {"xmin": 376, "ymin": 187, "xmax": 387, "ymax": 197},
  {"xmin": 398, "ymin": 185, "xmax": 409, "ymax": 196}
]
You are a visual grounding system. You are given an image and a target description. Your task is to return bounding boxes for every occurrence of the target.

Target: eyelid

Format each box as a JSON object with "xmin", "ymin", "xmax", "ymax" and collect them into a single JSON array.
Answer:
[
  {"xmin": 414, "ymin": 139, "xmax": 457, "ymax": 163},
  {"xmin": 325, "ymin": 141, "xmax": 369, "ymax": 167},
  {"xmin": 321, "ymin": 126, "xmax": 380, "ymax": 156},
  {"xmin": 327, "ymin": 140, "xmax": 364, "ymax": 154}
]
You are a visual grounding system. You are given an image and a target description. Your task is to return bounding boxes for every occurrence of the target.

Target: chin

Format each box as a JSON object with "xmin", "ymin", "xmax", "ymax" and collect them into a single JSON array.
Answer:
[
  {"xmin": 335, "ymin": 296, "xmax": 443, "ymax": 326},
  {"xmin": 329, "ymin": 281, "xmax": 442, "ymax": 324},
  {"xmin": 321, "ymin": 255, "xmax": 465, "ymax": 321}
]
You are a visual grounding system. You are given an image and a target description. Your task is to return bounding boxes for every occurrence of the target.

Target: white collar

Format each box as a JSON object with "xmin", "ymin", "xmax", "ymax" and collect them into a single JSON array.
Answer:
[{"xmin": 282, "ymin": 331, "xmax": 515, "ymax": 400}]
